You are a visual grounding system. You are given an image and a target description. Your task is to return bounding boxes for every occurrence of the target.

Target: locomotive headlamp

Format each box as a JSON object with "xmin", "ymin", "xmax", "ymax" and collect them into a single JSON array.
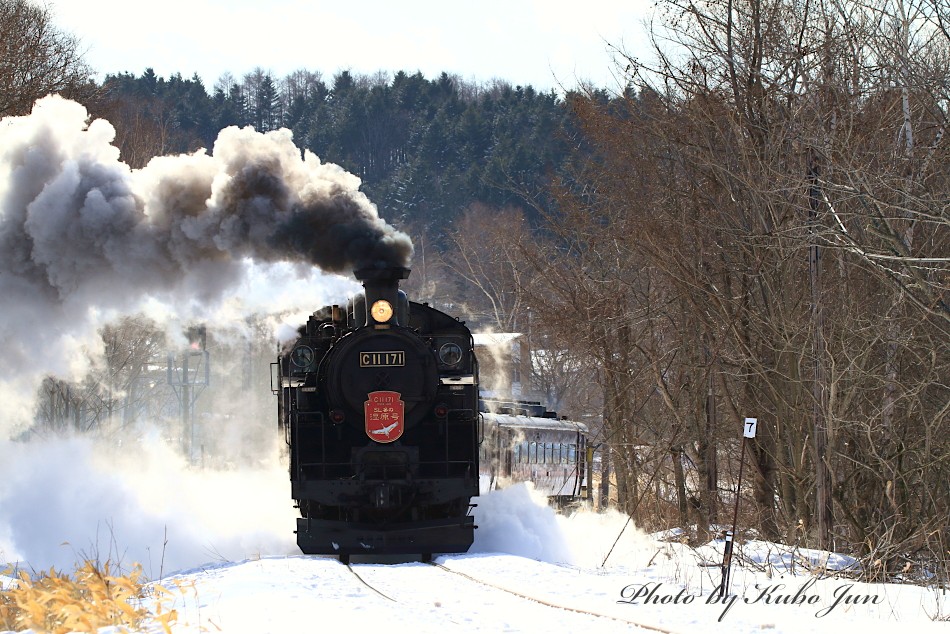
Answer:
[{"xmin": 370, "ymin": 299, "xmax": 394, "ymax": 323}]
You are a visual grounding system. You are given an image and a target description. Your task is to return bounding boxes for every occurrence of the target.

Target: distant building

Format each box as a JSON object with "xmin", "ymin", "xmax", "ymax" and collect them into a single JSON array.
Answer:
[{"xmin": 472, "ymin": 332, "xmax": 530, "ymax": 400}]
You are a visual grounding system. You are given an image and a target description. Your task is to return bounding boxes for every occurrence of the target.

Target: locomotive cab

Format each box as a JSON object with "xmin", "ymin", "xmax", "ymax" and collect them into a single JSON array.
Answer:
[{"xmin": 276, "ymin": 266, "xmax": 479, "ymax": 558}]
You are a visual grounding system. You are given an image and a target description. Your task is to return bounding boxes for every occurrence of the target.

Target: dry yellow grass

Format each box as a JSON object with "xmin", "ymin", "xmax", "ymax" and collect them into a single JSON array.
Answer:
[{"xmin": 0, "ymin": 560, "xmax": 178, "ymax": 633}]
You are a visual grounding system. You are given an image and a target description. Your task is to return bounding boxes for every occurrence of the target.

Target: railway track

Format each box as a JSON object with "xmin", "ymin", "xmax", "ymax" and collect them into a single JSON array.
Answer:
[
  {"xmin": 428, "ymin": 561, "xmax": 685, "ymax": 634},
  {"xmin": 340, "ymin": 558, "xmax": 683, "ymax": 633},
  {"xmin": 427, "ymin": 561, "xmax": 683, "ymax": 633},
  {"xmin": 346, "ymin": 563, "xmax": 397, "ymax": 602}
]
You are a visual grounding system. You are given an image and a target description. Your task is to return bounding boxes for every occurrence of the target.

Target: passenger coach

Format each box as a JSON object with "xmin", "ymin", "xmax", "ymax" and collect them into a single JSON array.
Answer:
[{"xmin": 478, "ymin": 398, "xmax": 588, "ymax": 505}]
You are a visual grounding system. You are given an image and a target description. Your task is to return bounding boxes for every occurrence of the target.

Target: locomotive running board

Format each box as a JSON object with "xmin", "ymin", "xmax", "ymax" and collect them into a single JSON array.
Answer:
[{"xmin": 296, "ymin": 516, "xmax": 476, "ymax": 556}]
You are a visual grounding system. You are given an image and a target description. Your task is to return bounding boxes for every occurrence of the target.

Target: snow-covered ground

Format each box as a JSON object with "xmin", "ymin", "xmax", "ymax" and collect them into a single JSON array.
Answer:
[
  {"xmin": 141, "ymin": 486, "xmax": 947, "ymax": 633},
  {"xmin": 1, "ymin": 436, "xmax": 947, "ymax": 633},
  {"xmin": 149, "ymin": 549, "xmax": 948, "ymax": 634}
]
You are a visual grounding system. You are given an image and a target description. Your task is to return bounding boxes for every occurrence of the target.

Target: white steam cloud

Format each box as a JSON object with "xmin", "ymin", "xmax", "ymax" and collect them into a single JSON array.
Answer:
[
  {"xmin": 0, "ymin": 433, "xmax": 297, "ymax": 576},
  {"xmin": 472, "ymin": 483, "xmax": 656, "ymax": 568},
  {"xmin": 0, "ymin": 95, "xmax": 411, "ymax": 434}
]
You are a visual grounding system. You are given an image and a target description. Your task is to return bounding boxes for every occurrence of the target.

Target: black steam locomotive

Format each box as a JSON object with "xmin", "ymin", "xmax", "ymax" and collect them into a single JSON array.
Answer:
[{"xmin": 274, "ymin": 266, "xmax": 479, "ymax": 560}]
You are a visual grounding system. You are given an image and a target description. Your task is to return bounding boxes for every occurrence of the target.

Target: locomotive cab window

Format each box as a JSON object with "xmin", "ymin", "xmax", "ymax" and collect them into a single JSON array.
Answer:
[
  {"xmin": 290, "ymin": 345, "xmax": 315, "ymax": 371},
  {"xmin": 439, "ymin": 342, "xmax": 463, "ymax": 366},
  {"xmin": 434, "ymin": 337, "xmax": 468, "ymax": 370}
]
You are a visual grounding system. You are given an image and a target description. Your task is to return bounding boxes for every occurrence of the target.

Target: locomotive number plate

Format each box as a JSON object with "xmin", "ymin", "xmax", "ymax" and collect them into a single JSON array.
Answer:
[{"xmin": 359, "ymin": 350, "xmax": 405, "ymax": 367}]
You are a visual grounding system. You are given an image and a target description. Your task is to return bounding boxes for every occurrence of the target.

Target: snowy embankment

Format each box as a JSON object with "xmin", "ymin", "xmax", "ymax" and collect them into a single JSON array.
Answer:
[{"xmin": 143, "ymin": 484, "xmax": 947, "ymax": 634}]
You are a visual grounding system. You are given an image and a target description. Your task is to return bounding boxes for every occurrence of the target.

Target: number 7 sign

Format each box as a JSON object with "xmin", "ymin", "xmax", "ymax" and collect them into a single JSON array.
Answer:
[{"xmin": 743, "ymin": 417, "xmax": 758, "ymax": 438}]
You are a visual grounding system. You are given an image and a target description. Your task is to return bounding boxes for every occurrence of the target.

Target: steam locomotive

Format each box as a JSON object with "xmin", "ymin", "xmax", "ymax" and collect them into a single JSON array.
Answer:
[{"xmin": 274, "ymin": 266, "xmax": 479, "ymax": 560}]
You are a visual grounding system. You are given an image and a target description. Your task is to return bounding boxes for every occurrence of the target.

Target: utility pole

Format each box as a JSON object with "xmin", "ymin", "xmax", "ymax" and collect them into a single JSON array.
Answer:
[
  {"xmin": 168, "ymin": 326, "xmax": 210, "ymax": 464},
  {"xmin": 808, "ymin": 155, "xmax": 833, "ymax": 549}
]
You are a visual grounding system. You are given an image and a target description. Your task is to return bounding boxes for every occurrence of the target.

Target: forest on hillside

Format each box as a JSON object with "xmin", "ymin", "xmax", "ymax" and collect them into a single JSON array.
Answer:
[
  {"xmin": 2, "ymin": 0, "xmax": 949, "ymax": 580},
  {"xmin": 95, "ymin": 67, "xmax": 584, "ymax": 244}
]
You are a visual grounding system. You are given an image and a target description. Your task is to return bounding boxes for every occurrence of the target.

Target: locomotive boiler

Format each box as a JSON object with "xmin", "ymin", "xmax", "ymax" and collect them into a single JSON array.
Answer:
[{"xmin": 274, "ymin": 266, "xmax": 479, "ymax": 560}]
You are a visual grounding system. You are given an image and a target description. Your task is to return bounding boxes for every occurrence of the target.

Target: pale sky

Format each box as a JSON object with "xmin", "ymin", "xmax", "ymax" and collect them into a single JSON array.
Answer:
[{"xmin": 53, "ymin": 0, "xmax": 655, "ymax": 92}]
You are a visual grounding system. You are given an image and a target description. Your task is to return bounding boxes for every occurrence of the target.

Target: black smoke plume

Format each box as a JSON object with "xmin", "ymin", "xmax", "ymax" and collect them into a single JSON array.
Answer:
[{"xmin": 0, "ymin": 95, "xmax": 411, "ymax": 432}]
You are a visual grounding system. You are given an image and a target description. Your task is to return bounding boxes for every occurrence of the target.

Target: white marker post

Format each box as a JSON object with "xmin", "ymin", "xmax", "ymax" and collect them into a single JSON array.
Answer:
[{"xmin": 720, "ymin": 417, "xmax": 757, "ymax": 598}]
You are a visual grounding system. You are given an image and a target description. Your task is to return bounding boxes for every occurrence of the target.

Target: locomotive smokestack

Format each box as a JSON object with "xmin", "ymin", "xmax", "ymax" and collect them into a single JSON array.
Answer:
[{"xmin": 354, "ymin": 266, "xmax": 411, "ymax": 326}]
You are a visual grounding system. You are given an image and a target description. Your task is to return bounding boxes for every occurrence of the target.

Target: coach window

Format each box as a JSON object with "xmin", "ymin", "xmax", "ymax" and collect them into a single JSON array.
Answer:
[
  {"xmin": 568, "ymin": 444, "xmax": 576, "ymax": 463},
  {"xmin": 528, "ymin": 441, "xmax": 537, "ymax": 463},
  {"xmin": 521, "ymin": 441, "xmax": 529, "ymax": 463}
]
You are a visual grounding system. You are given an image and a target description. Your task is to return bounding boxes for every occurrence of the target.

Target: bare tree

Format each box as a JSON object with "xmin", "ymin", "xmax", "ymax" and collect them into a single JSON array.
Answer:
[
  {"xmin": 443, "ymin": 203, "xmax": 534, "ymax": 332},
  {"xmin": 33, "ymin": 317, "xmax": 168, "ymax": 434},
  {"xmin": 552, "ymin": 0, "xmax": 950, "ymax": 564},
  {"xmin": 0, "ymin": 0, "xmax": 93, "ymax": 116}
]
